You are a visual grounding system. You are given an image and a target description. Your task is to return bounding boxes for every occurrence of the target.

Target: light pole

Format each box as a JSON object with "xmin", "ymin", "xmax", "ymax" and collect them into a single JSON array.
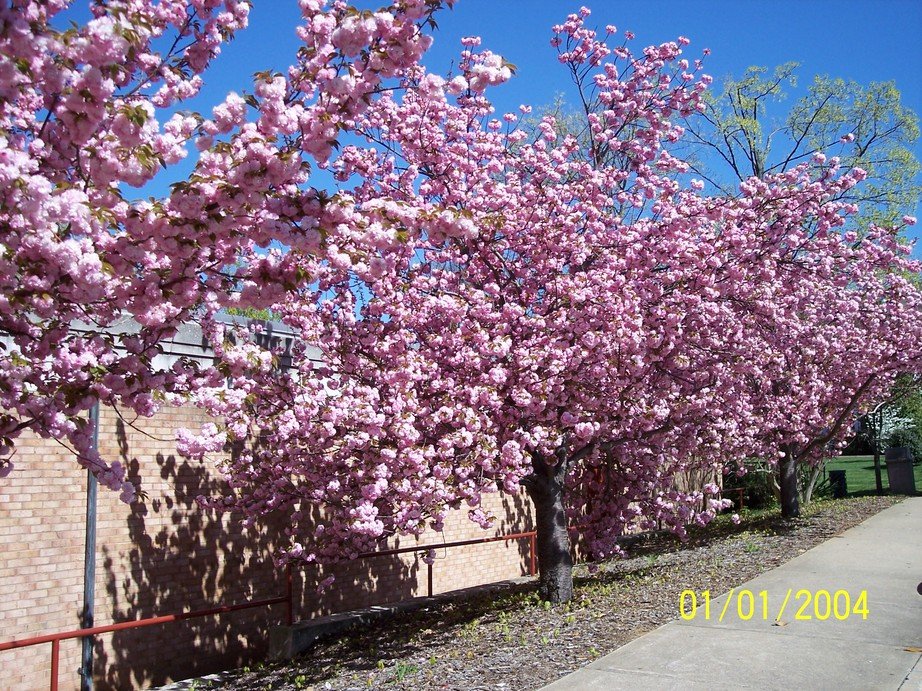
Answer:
[{"xmin": 80, "ymin": 403, "xmax": 99, "ymax": 691}]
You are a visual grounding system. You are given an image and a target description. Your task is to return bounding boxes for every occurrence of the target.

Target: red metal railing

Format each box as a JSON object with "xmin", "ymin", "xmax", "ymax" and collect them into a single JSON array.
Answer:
[
  {"xmin": 357, "ymin": 529, "xmax": 538, "ymax": 596},
  {"xmin": 0, "ymin": 531, "xmax": 537, "ymax": 690},
  {"xmin": 0, "ymin": 579, "xmax": 292, "ymax": 691}
]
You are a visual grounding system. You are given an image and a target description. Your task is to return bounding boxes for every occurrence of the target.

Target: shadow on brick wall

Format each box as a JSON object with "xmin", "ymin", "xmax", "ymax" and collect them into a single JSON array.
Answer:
[
  {"xmin": 92, "ymin": 418, "xmax": 423, "ymax": 689},
  {"xmin": 498, "ymin": 490, "xmax": 536, "ymax": 573}
]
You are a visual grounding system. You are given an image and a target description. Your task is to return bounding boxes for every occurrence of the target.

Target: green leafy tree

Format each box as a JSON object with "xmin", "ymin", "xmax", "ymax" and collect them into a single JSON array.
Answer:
[
  {"xmin": 683, "ymin": 63, "xmax": 920, "ymax": 227},
  {"xmin": 224, "ymin": 306, "xmax": 280, "ymax": 322}
]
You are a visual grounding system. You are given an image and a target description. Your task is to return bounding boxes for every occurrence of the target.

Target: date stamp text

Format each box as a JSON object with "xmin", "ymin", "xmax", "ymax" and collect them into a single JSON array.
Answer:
[{"xmin": 678, "ymin": 588, "xmax": 869, "ymax": 622}]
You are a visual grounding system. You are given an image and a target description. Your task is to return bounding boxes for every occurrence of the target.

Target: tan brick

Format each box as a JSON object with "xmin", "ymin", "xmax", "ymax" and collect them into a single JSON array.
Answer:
[{"xmin": 0, "ymin": 404, "xmax": 542, "ymax": 688}]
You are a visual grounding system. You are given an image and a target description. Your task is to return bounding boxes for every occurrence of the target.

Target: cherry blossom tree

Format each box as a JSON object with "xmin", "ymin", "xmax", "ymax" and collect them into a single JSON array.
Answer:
[
  {"xmin": 531, "ymin": 30, "xmax": 922, "ymax": 521},
  {"xmin": 181, "ymin": 9, "xmax": 922, "ymax": 602},
  {"xmin": 739, "ymin": 210, "xmax": 922, "ymax": 516},
  {"xmin": 682, "ymin": 154, "xmax": 922, "ymax": 517},
  {"xmin": 187, "ymin": 11, "xmax": 745, "ymax": 602},
  {"xmin": 0, "ymin": 0, "xmax": 451, "ymax": 494}
]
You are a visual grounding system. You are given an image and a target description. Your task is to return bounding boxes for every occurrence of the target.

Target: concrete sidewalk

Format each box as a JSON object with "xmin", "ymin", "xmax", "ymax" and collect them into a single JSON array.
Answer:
[{"xmin": 543, "ymin": 498, "xmax": 922, "ymax": 690}]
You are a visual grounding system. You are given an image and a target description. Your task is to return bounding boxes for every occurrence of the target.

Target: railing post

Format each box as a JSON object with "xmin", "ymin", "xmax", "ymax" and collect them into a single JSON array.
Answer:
[
  {"xmin": 285, "ymin": 563, "xmax": 293, "ymax": 626},
  {"xmin": 529, "ymin": 532, "xmax": 537, "ymax": 576},
  {"xmin": 50, "ymin": 639, "xmax": 59, "ymax": 691},
  {"xmin": 426, "ymin": 562, "xmax": 433, "ymax": 598}
]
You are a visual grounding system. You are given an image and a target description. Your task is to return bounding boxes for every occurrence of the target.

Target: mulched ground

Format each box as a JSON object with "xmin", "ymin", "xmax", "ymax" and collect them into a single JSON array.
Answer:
[{"xmin": 214, "ymin": 495, "xmax": 902, "ymax": 691}]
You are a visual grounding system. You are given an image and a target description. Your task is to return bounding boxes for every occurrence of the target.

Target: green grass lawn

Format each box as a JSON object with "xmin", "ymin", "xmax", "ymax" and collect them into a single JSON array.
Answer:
[{"xmin": 823, "ymin": 454, "xmax": 922, "ymax": 496}]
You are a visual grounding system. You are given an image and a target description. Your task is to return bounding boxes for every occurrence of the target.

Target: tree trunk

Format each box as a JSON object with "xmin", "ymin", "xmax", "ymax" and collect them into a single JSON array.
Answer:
[
  {"xmin": 873, "ymin": 446, "xmax": 884, "ymax": 495},
  {"xmin": 802, "ymin": 463, "xmax": 823, "ymax": 505},
  {"xmin": 523, "ymin": 455, "xmax": 573, "ymax": 604},
  {"xmin": 873, "ymin": 408, "xmax": 884, "ymax": 495},
  {"xmin": 780, "ymin": 447, "xmax": 800, "ymax": 519}
]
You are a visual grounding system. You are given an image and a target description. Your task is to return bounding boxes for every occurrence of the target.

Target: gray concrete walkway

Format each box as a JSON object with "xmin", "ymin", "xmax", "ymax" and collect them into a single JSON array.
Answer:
[{"xmin": 543, "ymin": 498, "xmax": 922, "ymax": 690}]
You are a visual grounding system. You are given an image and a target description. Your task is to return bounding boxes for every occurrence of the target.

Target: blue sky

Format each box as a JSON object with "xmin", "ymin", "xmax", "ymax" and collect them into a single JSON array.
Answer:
[
  {"xmin": 187, "ymin": 1, "xmax": 922, "ymax": 133},
  {"xmin": 425, "ymin": 1, "xmax": 922, "ymax": 119},
  {"xmin": 64, "ymin": 1, "xmax": 922, "ymax": 240}
]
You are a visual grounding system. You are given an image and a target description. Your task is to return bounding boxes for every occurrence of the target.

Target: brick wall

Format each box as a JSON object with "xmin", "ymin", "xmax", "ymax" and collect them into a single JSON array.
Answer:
[{"xmin": 0, "ymin": 405, "xmax": 535, "ymax": 690}]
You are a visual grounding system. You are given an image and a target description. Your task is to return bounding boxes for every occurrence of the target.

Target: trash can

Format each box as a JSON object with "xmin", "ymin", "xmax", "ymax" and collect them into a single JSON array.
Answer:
[
  {"xmin": 885, "ymin": 447, "xmax": 917, "ymax": 495},
  {"xmin": 828, "ymin": 470, "xmax": 847, "ymax": 499}
]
